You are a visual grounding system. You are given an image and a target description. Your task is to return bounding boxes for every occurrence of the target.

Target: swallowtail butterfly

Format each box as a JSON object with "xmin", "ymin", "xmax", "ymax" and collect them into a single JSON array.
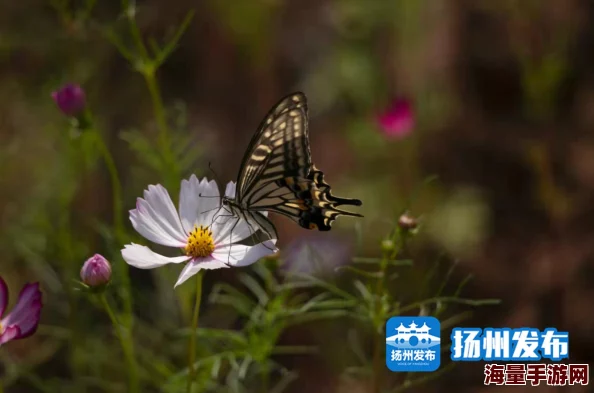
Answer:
[{"xmin": 221, "ymin": 92, "xmax": 363, "ymax": 242}]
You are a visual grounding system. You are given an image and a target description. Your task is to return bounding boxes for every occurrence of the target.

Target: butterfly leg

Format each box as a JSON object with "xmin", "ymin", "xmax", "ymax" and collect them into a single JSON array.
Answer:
[{"xmin": 248, "ymin": 212, "xmax": 278, "ymax": 253}]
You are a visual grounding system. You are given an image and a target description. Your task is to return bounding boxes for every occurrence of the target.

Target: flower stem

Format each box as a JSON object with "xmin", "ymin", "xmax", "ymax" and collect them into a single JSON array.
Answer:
[
  {"xmin": 372, "ymin": 236, "xmax": 400, "ymax": 393},
  {"xmin": 92, "ymin": 128, "xmax": 134, "ymax": 328},
  {"xmin": 143, "ymin": 71, "xmax": 179, "ymax": 190},
  {"xmin": 371, "ymin": 254, "xmax": 389, "ymax": 393},
  {"xmin": 100, "ymin": 293, "xmax": 140, "ymax": 393},
  {"xmin": 186, "ymin": 270, "xmax": 205, "ymax": 393},
  {"xmin": 92, "ymin": 129, "xmax": 124, "ymax": 237},
  {"xmin": 0, "ymin": 380, "xmax": 4, "ymax": 393}
]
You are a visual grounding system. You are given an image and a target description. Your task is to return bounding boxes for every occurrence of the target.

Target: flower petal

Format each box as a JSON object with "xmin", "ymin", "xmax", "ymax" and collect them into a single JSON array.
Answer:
[
  {"xmin": 130, "ymin": 184, "xmax": 187, "ymax": 247},
  {"xmin": 121, "ymin": 243, "xmax": 191, "ymax": 269},
  {"xmin": 224, "ymin": 181, "xmax": 237, "ymax": 198},
  {"xmin": 1, "ymin": 283, "xmax": 42, "ymax": 339},
  {"xmin": 179, "ymin": 176, "xmax": 220, "ymax": 233},
  {"xmin": 211, "ymin": 213, "xmax": 253, "ymax": 245},
  {"xmin": 0, "ymin": 276, "xmax": 8, "ymax": 319},
  {"xmin": 174, "ymin": 258, "xmax": 229, "ymax": 288},
  {"xmin": 212, "ymin": 240, "xmax": 278, "ymax": 267},
  {"xmin": 0, "ymin": 326, "xmax": 20, "ymax": 346}
]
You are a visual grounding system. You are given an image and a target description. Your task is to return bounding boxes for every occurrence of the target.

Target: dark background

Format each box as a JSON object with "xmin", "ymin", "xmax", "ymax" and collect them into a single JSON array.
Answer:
[{"xmin": 0, "ymin": 0, "xmax": 592, "ymax": 392}]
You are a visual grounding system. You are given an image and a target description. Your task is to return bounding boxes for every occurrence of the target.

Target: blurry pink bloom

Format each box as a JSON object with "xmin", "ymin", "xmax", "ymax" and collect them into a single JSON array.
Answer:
[
  {"xmin": 80, "ymin": 254, "xmax": 112, "ymax": 287},
  {"xmin": 377, "ymin": 98, "xmax": 414, "ymax": 139},
  {"xmin": 0, "ymin": 277, "xmax": 43, "ymax": 347},
  {"xmin": 51, "ymin": 83, "xmax": 86, "ymax": 116}
]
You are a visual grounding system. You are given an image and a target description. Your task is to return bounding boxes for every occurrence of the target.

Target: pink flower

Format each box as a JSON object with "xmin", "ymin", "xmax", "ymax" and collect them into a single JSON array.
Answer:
[
  {"xmin": 377, "ymin": 98, "xmax": 414, "ymax": 139},
  {"xmin": 51, "ymin": 83, "xmax": 86, "ymax": 117},
  {"xmin": 80, "ymin": 254, "xmax": 112, "ymax": 288},
  {"xmin": 0, "ymin": 277, "xmax": 43, "ymax": 347}
]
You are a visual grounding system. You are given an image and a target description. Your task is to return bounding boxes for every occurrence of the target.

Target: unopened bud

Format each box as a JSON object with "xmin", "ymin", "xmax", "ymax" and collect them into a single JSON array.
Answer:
[
  {"xmin": 381, "ymin": 239, "xmax": 395, "ymax": 253},
  {"xmin": 80, "ymin": 254, "xmax": 112, "ymax": 288},
  {"xmin": 51, "ymin": 84, "xmax": 86, "ymax": 117},
  {"xmin": 398, "ymin": 212, "xmax": 418, "ymax": 231}
]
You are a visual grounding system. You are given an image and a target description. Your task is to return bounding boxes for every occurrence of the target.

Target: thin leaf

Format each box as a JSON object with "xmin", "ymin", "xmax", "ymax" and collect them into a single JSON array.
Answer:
[
  {"xmin": 238, "ymin": 273, "xmax": 269, "ymax": 305},
  {"xmin": 352, "ymin": 257, "xmax": 413, "ymax": 266},
  {"xmin": 335, "ymin": 265, "xmax": 384, "ymax": 279},
  {"xmin": 397, "ymin": 297, "xmax": 501, "ymax": 315},
  {"xmin": 155, "ymin": 11, "xmax": 196, "ymax": 66},
  {"xmin": 287, "ymin": 272, "xmax": 356, "ymax": 301}
]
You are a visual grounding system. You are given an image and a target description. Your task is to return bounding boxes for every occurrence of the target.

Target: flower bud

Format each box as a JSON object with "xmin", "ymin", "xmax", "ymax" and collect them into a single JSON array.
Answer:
[
  {"xmin": 398, "ymin": 212, "xmax": 419, "ymax": 231},
  {"xmin": 51, "ymin": 84, "xmax": 86, "ymax": 117},
  {"xmin": 381, "ymin": 239, "xmax": 395, "ymax": 253},
  {"xmin": 80, "ymin": 254, "xmax": 112, "ymax": 288}
]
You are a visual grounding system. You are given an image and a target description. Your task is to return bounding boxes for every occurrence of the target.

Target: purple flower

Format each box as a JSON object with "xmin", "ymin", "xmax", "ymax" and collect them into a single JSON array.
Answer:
[
  {"xmin": 51, "ymin": 84, "xmax": 86, "ymax": 117},
  {"xmin": 0, "ymin": 277, "xmax": 43, "ymax": 347},
  {"xmin": 80, "ymin": 254, "xmax": 112, "ymax": 288},
  {"xmin": 377, "ymin": 98, "xmax": 414, "ymax": 139}
]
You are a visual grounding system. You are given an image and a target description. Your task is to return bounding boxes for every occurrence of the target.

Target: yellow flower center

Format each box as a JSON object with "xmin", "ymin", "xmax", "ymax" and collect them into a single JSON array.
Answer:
[{"xmin": 184, "ymin": 225, "xmax": 215, "ymax": 258}]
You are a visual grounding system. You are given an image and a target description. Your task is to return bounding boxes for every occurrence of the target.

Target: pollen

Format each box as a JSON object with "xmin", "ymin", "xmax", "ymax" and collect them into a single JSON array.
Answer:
[{"xmin": 184, "ymin": 225, "xmax": 215, "ymax": 258}]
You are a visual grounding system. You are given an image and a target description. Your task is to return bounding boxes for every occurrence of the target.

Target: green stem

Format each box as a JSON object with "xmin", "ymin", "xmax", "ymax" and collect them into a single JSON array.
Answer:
[
  {"xmin": 92, "ymin": 129, "xmax": 124, "ymax": 235},
  {"xmin": 186, "ymin": 271, "xmax": 205, "ymax": 393},
  {"xmin": 143, "ymin": 71, "xmax": 179, "ymax": 188},
  {"xmin": 119, "ymin": 0, "xmax": 179, "ymax": 189},
  {"xmin": 100, "ymin": 293, "xmax": 140, "ymax": 393},
  {"xmin": 0, "ymin": 380, "xmax": 4, "ymax": 393},
  {"xmin": 371, "ymin": 236, "xmax": 401, "ymax": 393},
  {"xmin": 92, "ymin": 128, "xmax": 134, "ymax": 329},
  {"xmin": 121, "ymin": 0, "xmax": 149, "ymax": 59},
  {"xmin": 371, "ymin": 255, "xmax": 389, "ymax": 393}
]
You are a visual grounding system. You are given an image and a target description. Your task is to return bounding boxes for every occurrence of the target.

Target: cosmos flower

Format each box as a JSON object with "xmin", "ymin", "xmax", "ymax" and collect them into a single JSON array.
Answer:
[
  {"xmin": 0, "ymin": 277, "xmax": 43, "ymax": 346},
  {"xmin": 80, "ymin": 254, "xmax": 112, "ymax": 288},
  {"xmin": 121, "ymin": 175, "xmax": 278, "ymax": 288},
  {"xmin": 51, "ymin": 83, "xmax": 86, "ymax": 117},
  {"xmin": 377, "ymin": 98, "xmax": 414, "ymax": 139}
]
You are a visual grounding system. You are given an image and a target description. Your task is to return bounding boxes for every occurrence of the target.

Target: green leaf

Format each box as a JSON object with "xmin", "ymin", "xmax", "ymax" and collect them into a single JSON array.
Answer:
[{"xmin": 238, "ymin": 273, "xmax": 269, "ymax": 305}]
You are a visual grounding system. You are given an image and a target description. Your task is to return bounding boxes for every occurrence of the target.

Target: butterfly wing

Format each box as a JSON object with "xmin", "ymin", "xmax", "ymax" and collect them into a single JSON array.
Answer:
[
  {"xmin": 258, "ymin": 165, "xmax": 363, "ymax": 230},
  {"xmin": 236, "ymin": 92, "xmax": 311, "ymax": 201},
  {"xmin": 235, "ymin": 92, "xmax": 362, "ymax": 232}
]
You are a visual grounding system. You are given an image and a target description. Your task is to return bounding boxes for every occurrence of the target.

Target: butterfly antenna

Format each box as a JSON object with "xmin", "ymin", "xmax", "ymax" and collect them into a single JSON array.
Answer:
[
  {"xmin": 209, "ymin": 162, "xmax": 222, "ymax": 186},
  {"xmin": 198, "ymin": 162, "xmax": 224, "ymax": 198}
]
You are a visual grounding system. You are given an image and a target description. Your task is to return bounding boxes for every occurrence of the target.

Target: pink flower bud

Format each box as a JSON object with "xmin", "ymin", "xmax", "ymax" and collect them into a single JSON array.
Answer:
[
  {"xmin": 51, "ymin": 84, "xmax": 86, "ymax": 117},
  {"xmin": 398, "ymin": 212, "xmax": 419, "ymax": 231},
  {"xmin": 80, "ymin": 254, "xmax": 112, "ymax": 287}
]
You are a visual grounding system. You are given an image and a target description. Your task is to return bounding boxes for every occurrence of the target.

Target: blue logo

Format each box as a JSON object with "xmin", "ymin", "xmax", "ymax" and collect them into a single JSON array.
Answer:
[
  {"xmin": 450, "ymin": 327, "xmax": 569, "ymax": 361},
  {"xmin": 386, "ymin": 316, "xmax": 441, "ymax": 372}
]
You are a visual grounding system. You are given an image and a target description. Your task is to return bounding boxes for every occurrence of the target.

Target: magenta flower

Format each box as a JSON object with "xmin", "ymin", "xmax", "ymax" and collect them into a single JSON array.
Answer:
[
  {"xmin": 377, "ymin": 98, "xmax": 414, "ymax": 139},
  {"xmin": 0, "ymin": 277, "xmax": 43, "ymax": 346},
  {"xmin": 51, "ymin": 83, "xmax": 86, "ymax": 116},
  {"xmin": 80, "ymin": 254, "xmax": 112, "ymax": 288}
]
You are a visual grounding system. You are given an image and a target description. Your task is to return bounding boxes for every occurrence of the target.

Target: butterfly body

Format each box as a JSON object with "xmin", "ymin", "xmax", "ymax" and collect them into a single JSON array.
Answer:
[{"xmin": 222, "ymin": 92, "xmax": 362, "ymax": 240}]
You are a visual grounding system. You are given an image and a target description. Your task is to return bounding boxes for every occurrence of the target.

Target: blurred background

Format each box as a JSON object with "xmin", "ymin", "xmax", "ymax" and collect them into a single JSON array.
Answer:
[{"xmin": 1, "ymin": 0, "xmax": 593, "ymax": 392}]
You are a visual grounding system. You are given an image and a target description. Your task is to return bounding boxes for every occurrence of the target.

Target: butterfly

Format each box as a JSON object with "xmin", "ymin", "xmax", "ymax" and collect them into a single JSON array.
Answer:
[{"xmin": 221, "ymin": 92, "xmax": 363, "ymax": 242}]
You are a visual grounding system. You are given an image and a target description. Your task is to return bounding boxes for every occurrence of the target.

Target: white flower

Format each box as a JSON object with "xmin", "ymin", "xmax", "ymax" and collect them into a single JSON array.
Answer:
[{"xmin": 121, "ymin": 175, "xmax": 278, "ymax": 288}]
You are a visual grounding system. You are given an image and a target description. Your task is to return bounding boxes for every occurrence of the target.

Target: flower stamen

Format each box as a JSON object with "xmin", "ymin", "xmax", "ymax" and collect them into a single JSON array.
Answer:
[{"xmin": 185, "ymin": 225, "xmax": 215, "ymax": 258}]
